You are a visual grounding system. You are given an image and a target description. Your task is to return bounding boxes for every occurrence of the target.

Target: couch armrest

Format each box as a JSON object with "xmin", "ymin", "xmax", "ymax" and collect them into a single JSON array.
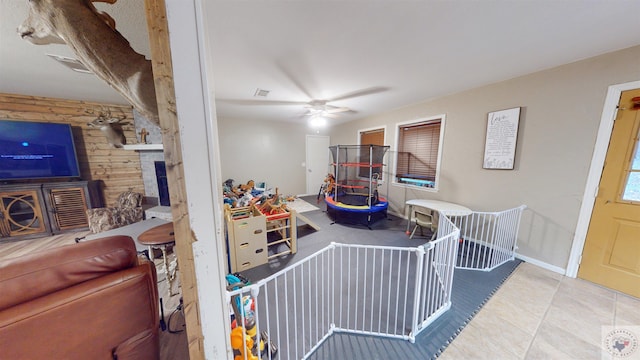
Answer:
[{"xmin": 0, "ymin": 236, "xmax": 137, "ymax": 311}]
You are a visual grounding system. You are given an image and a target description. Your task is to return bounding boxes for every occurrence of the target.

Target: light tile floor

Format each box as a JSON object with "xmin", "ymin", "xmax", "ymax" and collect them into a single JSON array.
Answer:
[{"xmin": 440, "ymin": 262, "xmax": 640, "ymax": 360}]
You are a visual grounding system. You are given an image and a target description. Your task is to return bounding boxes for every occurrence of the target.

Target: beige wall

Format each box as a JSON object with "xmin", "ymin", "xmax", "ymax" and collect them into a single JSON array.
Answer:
[
  {"xmin": 330, "ymin": 45, "xmax": 640, "ymax": 270},
  {"xmin": 217, "ymin": 117, "xmax": 329, "ymax": 196}
]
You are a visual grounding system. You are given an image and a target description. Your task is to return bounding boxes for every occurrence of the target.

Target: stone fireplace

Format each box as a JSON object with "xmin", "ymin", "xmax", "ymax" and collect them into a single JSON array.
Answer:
[
  {"xmin": 139, "ymin": 150, "xmax": 165, "ymax": 205},
  {"xmin": 128, "ymin": 111, "xmax": 172, "ymax": 220}
]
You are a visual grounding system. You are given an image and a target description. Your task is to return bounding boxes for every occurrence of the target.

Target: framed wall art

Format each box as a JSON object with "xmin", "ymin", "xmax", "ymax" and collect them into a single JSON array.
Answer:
[{"xmin": 483, "ymin": 107, "xmax": 521, "ymax": 170}]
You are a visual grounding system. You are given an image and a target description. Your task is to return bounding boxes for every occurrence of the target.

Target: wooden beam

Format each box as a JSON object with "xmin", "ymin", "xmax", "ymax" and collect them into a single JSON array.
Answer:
[{"xmin": 144, "ymin": 0, "xmax": 205, "ymax": 358}]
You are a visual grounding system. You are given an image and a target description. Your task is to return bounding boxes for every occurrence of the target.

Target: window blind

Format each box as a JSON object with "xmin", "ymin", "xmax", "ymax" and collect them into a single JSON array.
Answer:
[
  {"xmin": 360, "ymin": 129, "xmax": 384, "ymax": 146},
  {"xmin": 396, "ymin": 120, "xmax": 441, "ymax": 183}
]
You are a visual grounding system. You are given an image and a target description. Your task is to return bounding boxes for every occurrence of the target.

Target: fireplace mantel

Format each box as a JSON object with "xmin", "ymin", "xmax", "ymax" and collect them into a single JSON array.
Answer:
[{"xmin": 122, "ymin": 144, "xmax": 164, "ymax": 151}]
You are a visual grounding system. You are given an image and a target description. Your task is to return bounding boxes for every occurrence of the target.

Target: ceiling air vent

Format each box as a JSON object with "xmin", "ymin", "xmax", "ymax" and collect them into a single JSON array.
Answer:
[
  {"xmin": 46, "ymin": 54, "xmax": 93, "ymax": 74},
  {"xmin": 254, "ymin": 88, "xmax": 270, "ymax": 97}
]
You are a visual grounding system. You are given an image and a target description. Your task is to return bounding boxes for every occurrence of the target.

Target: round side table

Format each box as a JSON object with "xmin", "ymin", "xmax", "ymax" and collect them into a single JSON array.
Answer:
[{"xmin": 138, "ymin": 222, "xmax": 178, "ymax": 297}]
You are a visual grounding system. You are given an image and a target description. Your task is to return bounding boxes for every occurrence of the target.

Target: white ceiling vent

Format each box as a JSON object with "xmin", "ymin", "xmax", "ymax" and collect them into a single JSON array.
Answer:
[
  {"xmin": 254, "ymin": 88, "xmax": 270, "ymax": 97},
  {"xmin": 46, "ymin": 54, "xmax": 93, "ymax": 74}
]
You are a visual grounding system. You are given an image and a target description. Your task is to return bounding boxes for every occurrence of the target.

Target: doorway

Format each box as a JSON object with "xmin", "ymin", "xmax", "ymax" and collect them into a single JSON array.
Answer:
[
  {"xmin": 576, "ymin": 87, "xmax": 640, "ymax": 297},
  {"xmin": 306, "ymin": 135, "xmax": 330, "ymax": 195}
]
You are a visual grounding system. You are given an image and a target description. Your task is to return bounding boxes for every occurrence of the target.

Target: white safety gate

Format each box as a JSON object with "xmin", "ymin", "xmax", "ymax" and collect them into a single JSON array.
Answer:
[
  {"xmin": 451, "ymin": 205, "xmax": 526, "ymax": 271},
  {"xmin": 227, "ymin": 221, "xmax": 459, "ymax": 359},
  {"xmin": 226, "ymin": 205, "xmax": 525, "ymax": 359}
]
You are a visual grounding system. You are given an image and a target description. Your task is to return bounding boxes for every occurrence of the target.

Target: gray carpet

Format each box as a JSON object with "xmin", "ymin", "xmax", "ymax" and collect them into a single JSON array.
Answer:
[{"xmin": 236, "ymin": 196, "xmax": 521, "ymax": 359}]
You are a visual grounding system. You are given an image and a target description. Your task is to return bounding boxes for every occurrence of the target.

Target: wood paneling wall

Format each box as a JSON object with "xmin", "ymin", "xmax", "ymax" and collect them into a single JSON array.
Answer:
[{"xmin": 0, "ymin": 93, "xmax": 144, "ymax": 206}]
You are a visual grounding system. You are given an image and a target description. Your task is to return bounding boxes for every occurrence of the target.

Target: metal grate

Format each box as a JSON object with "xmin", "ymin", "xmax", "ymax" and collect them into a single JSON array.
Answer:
[{"xmin": 50, "ymin": 188, "xmax": 88, "ymax": 230}]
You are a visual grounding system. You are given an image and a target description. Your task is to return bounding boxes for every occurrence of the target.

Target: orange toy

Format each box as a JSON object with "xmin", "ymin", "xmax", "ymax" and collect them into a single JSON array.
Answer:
[
  {"xmin": 230, "ymin": 326, "xmax": 258, "ymax": 360},
  {"xmin": 317, "ymin": 173, "xmax": 336, "ymax": 203},
  {"xmin": 239, "ymin": 180, "xmax": 255, "ymax": 192},
  {"xmin": 324, "ymin": 173, "xmax": 336, "ymax": 193}
]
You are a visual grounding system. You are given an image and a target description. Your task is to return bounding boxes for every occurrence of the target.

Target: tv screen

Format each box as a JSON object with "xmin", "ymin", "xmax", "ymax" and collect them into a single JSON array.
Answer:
[{"xmin": 0, "ymin": 120, "xmax": 81, "ymax": 181}]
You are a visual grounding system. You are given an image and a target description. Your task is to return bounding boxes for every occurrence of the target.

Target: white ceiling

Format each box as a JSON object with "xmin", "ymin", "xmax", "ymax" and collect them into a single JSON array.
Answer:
[{"xmin": 2, "ymin": 1, "xmax": 640, "ymax": 125}]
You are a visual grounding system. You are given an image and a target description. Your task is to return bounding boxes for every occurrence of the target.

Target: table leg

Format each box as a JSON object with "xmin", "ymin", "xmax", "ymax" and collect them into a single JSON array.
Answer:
[
  {"xmin": 161, "ymin": 245, "xmax": 178, "ymax": 297},
  {"xmin": 405, "ymin": 204, "xmax": 414, "ymax": 235}
]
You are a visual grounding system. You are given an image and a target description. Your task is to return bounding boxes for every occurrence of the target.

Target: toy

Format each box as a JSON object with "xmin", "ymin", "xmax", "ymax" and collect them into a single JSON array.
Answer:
[
  {"xmin": 236, "ymin": 191, "xmax": 254, "ymax": 208},
  {"xmin": 257, "ymin": 188, "xmax": 287, "ymax": 215},
  {"xmin": 223, "ymin": 179, "xmax": 238, "ymax": 199},
  {"xmin": 226, "ymin": 275, "xmax": 277, "ymax": 359},
  {"xmin": 230, "ymin": 326, "xmax": 258, "ymax": 360},
  {"xmin": 325, "ymin": 173, "xmax": 336, "ymax": 193},
  {"xmin": 240, "ymin": 180, "xmax": 255, "ymax": 192},
  {"xmin": 317, "ymin": 173, "xmax": 336, "ymax": 203}
]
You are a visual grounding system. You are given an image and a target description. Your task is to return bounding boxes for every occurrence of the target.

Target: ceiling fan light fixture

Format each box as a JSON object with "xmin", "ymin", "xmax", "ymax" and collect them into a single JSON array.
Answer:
[
  {"xmin": 307, "ymin": 108, "xmax": 327, "ymax": 116},
  {"xmin": 309, "ymin": 115, "xmax": 327, "ymax": 127}
]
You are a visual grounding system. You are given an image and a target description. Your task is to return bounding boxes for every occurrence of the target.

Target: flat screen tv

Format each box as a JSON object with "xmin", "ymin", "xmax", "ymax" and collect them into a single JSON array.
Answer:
[{"xmin": 0, "ymin": 119, "xmax": 81, "ymax": 181}]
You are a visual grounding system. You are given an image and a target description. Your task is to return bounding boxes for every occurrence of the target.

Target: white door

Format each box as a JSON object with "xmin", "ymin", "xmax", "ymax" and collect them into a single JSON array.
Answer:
[{"xmin": 306, "ymin": 135, "xmax": 330, "ymax": 195}]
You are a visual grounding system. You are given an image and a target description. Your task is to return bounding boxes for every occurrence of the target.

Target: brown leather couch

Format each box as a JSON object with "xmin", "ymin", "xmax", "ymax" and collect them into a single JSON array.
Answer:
[{"xmin": 0, "ymin": 236, "xmax": 160, "ymax": 360}]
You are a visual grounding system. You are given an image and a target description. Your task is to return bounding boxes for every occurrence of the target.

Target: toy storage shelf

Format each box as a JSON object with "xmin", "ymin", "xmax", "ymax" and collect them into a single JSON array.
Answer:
[{"xmin": 225, "ymin": 205, "xmax": 297, "ymax": 273}]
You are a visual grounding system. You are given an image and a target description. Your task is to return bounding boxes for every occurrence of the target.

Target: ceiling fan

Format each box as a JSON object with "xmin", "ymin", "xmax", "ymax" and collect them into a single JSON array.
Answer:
[
  {"xmin": 304, "ymin": 100, "xmax": 351, "ymax": 118},
  {"xmin": 217, "ymin": 86, "xmax": 388, "ymax": 119}
]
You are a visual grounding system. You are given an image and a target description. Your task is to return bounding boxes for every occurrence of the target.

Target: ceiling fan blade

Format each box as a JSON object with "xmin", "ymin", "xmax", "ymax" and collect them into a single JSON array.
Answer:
[
  {"xmin": 327, "ymin": 86, "xmax": 389, "ymax": 102},
  {"xmin": 325, "ymin": 106, "xmax": 351, "ymax": 114},
  {"xmin": 275, "ymin": 61, "xmax": 315, "ymax": 100},
  {"xmin": 303, "ymin": 110, "xmax": 339, "ymax": 119},
  {"xmin": 217, "ymin": 99, "xmax": 308, "ymax": 106}
]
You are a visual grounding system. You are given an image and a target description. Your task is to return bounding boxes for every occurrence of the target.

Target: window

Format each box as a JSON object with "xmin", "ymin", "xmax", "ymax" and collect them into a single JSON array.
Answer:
[
  {"xmin": 395, "ymin": 116, "xmax": 444, "ymax": 189},
  {"xmin": 359, "ymin": 128, "xmax": 385, "ymax": 146},
  {"xmin": 622, "ymin": 130, "xmax": 640, "ymax": 202},
  {"xmin": 358, "ymin": 127, "xmax": 386, "ymax": 180}
]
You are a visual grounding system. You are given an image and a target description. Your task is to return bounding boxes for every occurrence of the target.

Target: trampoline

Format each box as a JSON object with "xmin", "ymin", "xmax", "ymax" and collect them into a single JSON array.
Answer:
[{"xmin": 325, "ymin": 144, "xmax": 390, "ymax": 227}]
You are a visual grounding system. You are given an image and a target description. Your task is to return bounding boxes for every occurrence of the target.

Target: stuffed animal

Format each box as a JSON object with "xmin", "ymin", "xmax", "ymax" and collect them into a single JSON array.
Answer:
[
  {"xmin": 240, "ymin": 180, "xmax": 255, "ymax": 192},
  {"xmin": 324, "ymin": 173, "xmax": 336, "ymax": 193},
  {"xmin": 317, "ymin": 173, "xmax": 336, "ymax": 203},
  {"xmin": 236, "ymin": 191, "xmax": 254, "ymax": 208}
]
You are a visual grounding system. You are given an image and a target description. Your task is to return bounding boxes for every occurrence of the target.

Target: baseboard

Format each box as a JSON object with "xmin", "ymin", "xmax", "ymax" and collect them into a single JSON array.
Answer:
[
  {"xmin": 397, "ymin": 210, "xmax": 562, "ymax": 275},
  {"xmin": 515, "ymin": 253, "xmax": 566, "ymax": 275},
  {"xmin": 299, "ymin": 200, "xmax": 569, "ymax": 275}
]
